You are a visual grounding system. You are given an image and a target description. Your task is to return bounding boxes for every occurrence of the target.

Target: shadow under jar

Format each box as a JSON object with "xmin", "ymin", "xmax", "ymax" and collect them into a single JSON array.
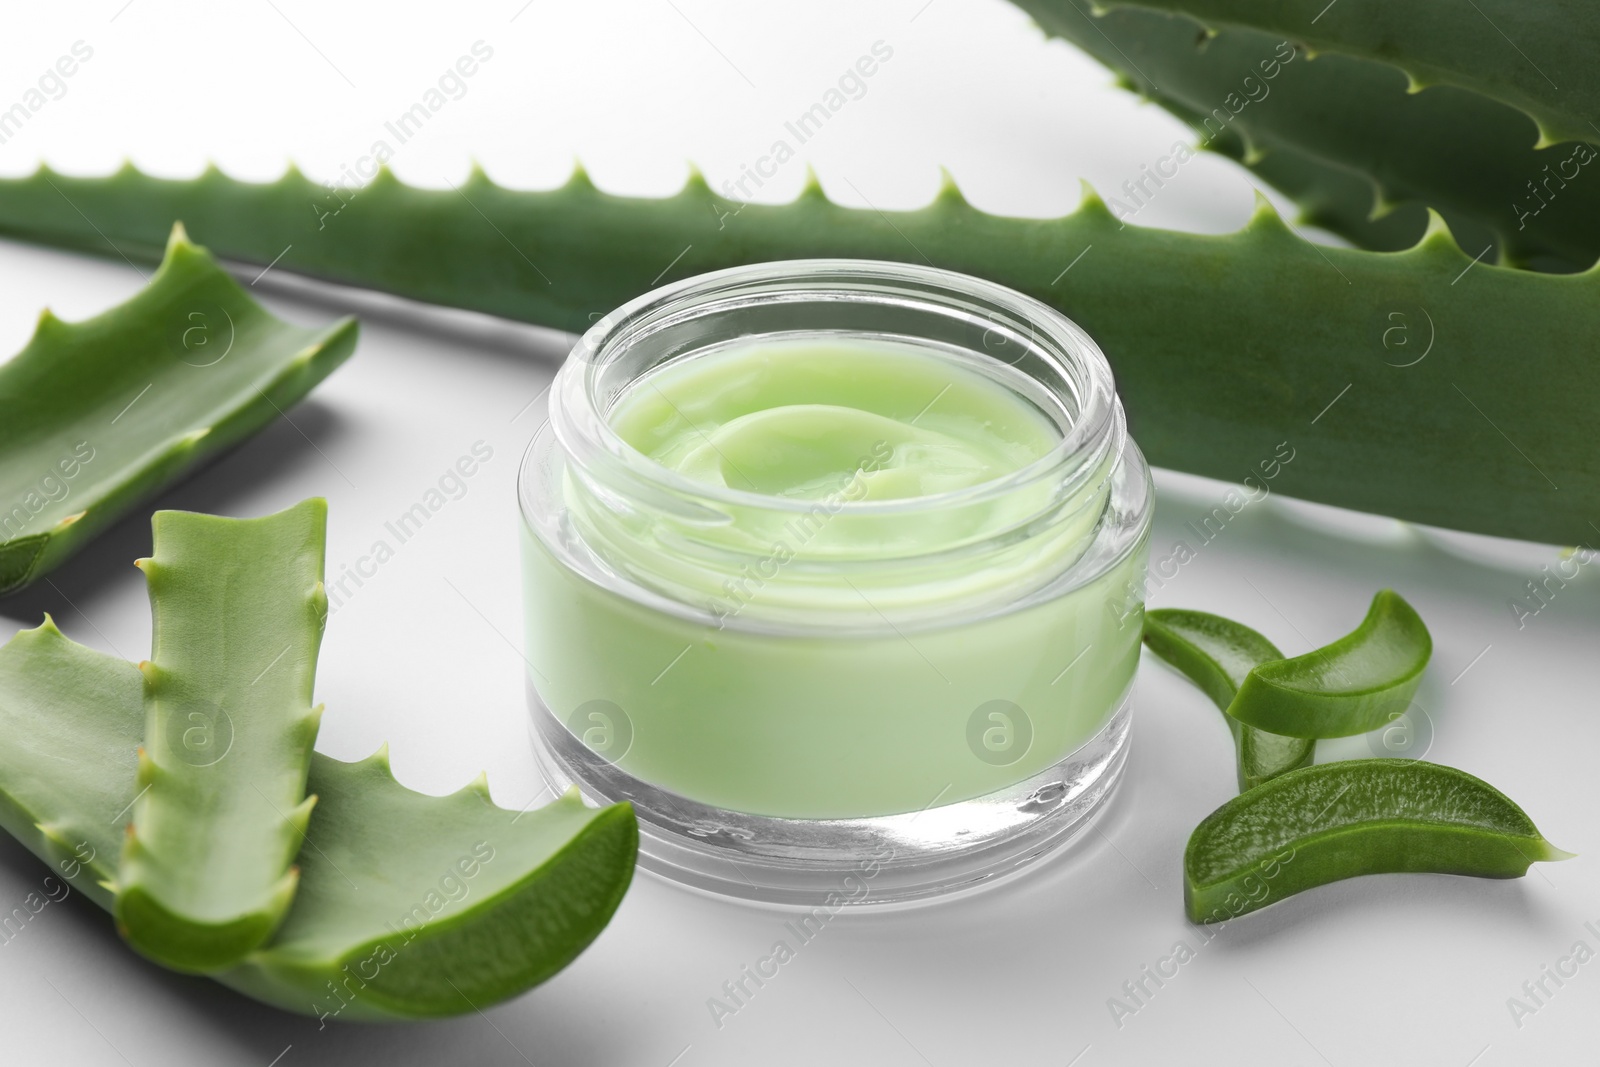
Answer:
[{"xmin": 520, "ymin": 260, "xmax": 1151, "ymax": 906}]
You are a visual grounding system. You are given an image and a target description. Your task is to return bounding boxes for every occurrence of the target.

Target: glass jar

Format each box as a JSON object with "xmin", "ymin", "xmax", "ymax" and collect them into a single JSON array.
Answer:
[{"xmin": 519, "ymin": 260, "xmax": 1151, "ymax": 905}]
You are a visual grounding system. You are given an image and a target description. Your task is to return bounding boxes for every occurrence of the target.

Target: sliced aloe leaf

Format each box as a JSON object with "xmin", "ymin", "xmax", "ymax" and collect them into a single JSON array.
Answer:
[
  {"xmin": 1094, "ymin": 0, "xmax": 1599, "ymax": 149},
  {"xmin": 115, "ymin": 500, "xmax": 328, "ymax": 973},
  {"xmin": 1227, "ymin": 590, "xmax": 1431, "ymax": 739},
  {"xmin": 0, "ymin": 619, "xmax": 637, "ymax": 1018},
  {"xmin": 224, "ymin": 748, "xmax": 635, "ymax": 1019},
  {"xmin": 1186, "ymin": 759, "xmax": 1569, "ymax": 923},
  {"xmin": 1143, "ymin": 609, "xmax": 1314, "ymax": 791},
  {"xmin": 0, "ymin": 223, "xmax": 358, "ymax": 596},
  {"xmin": 0, "ymin": 615, "xmax": 140, "ymax": 909}
]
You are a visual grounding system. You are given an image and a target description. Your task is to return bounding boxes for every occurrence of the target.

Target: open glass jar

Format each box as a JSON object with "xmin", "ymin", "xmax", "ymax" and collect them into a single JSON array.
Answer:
[{"xmin": 519, "ymin": 260, "xmax": 1151, "ymax": 905}]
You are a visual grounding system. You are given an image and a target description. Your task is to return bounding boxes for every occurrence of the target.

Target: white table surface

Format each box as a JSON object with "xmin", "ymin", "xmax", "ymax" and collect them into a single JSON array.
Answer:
[{"xmin": 1, "ymin": 2, "xmax": 1593, "ymax": 1064}]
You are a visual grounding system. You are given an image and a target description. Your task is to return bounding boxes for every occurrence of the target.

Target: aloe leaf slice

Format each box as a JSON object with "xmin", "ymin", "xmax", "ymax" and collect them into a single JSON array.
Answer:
[
  {"xmin": 1143, "ymin": 609, "xmax": 1314, "ymax": 791},
  {"xmin": 1226, "ymin": 590, "xmax": 1431, "ymax": 739},
  {"xmin": 0, "ymin": 224, "xmax": 357, "ymax": 596},
  {"xmin": 113, "ymin": 500, "xmax": 328, "ymax": 972},
  {"xmin": 0, "ymin": 619, "xmax": 637, "ymax": 1018},
  {"xmin": 1019, "ymin": 1, "xmax": 1593, "ymax": 269},
  {"xmin": 1091, "ymin": 0, "xmax": 1599, "ymax": 150},
  {"xmin": 1185, "ymin": 759, "xmax": 1570, "ymax": 923},
  {"xmin": 224, "ymin": 748, "xmax": 636, "ymax": 1020},
  {"xmin": 0, "ymin": 615, "xmax": 141, "ymax": 909}
]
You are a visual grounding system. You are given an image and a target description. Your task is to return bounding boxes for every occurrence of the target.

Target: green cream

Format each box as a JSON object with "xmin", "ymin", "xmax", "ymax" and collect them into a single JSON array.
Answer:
[
  {"xmin": 522, "ymin": 337, "xmax": 1147, "ymax": 819},
  {"xmin": 613, "ymin": 339, "xmax": 1055, "ymax": 503}
]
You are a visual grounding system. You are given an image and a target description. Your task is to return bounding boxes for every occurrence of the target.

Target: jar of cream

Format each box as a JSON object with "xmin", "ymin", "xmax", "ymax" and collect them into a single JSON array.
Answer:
[{"xmin": 520, "ymin": 260, "xmax": 1151, "ymax": 904}]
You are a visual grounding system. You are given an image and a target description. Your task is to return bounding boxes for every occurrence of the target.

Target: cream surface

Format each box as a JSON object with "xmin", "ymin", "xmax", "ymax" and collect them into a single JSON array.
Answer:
[{"xmin": 611, "ymin": 337, "xmax": 1059, "ymax": 504}]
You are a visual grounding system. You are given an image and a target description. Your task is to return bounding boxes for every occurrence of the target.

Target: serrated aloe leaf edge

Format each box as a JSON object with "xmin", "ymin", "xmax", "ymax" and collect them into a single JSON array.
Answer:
[
  {"xmin": 1018, "ymin": 1, "xmax": 1586, "ymax": 269},
  {"xmin": 1093, "ymin": 0, "xmax": 1600, "ymax": 149}
]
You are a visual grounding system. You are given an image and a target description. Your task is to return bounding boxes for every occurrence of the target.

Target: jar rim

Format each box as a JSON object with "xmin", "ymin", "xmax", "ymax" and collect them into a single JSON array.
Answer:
[{"xmin": 546, "ymin": 258, "xmax": 1119, "ymax": 518}]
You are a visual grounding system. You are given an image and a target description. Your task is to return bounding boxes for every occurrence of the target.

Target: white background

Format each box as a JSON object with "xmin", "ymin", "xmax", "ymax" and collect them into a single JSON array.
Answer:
[{"xmin": 0, "ymin": 2, "xmax": 1595, "ymax": 1064}]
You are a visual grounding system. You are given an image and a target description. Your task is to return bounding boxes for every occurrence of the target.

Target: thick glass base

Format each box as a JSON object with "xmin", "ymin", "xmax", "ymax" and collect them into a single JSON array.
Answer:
[{"xmin": 527, "ymin": 681, "xmax": 1132, "ymax": 907}]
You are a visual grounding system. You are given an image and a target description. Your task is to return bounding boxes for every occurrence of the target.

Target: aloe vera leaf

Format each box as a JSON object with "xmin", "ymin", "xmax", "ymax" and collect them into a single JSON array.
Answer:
[
  {"xmin": 0, "ymin": 224, "xmax": 357, "ymax": 596},
  {"xmin": 0, "ymin": 615, "xmax": 140, "ymax": 910},
  {"xmin": 113, "ymin": 499, "xmax": 327, "ymax": 972},
  {"xmin": 0, "ymin": 618, "xmax": 638, "ymax": 1019},
  {"xmin": 1185, "ymin": 759, "xmax": 1569, "ymax": 923},
  {"xmin": 1084, "ymin": 25, "xmax": 1503, "ymax": 260},
  {"xmin": 1226, "ymin": 590, "xmax": 1432, "ymax": 739},
  {"xmin": 1143, "ymin": 609, "xmax": 1313, "ymax": 791},
  {"xmin": 222, "ymin": 749, "xmax": 636, "ymax": 1020},
  {"xmin": 1094, "ymin": 0, "xmax": 1599, "ymax": 150},
  {"xmin": 1142, "ymin": 86, "xmax": 1436, "ymax": 253},
  {"xmin": 1200, "ymin": 119, "xmax": 1505, "ymax": 266},
  {"xmin": 2, "ymin": 167, "xmax": 1600, "ymax": 545},
  {"xmin": 1019, "ymin": 1, "xmax": 1595, "ymax": 268}
]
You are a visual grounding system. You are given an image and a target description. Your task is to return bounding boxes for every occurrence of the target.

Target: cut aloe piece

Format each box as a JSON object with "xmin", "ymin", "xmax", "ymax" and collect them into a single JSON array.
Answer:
[
  {"xmin": 1227, "ymin": 590, "xmax": 1431, "ymax": 739},
  {"xmin": 0, "ymin": 223, "xmax": 357, "ymax": 596},
  {"xmin": 1143, "ymin": 609, "xmax": 1313, "ymax": 791},
  {"xmin": 223, "ymin": 749, "xmax": 635, "ymax": 1019},
  {"xmin": 115, "ymin": 500, "xmax": 327, "ymax": 973},
  {"xmin": 0, "ymin": 618, "xmax": 637, "ymax": 1018},
  {"xmin": 0, "ymin": 616, "xmax": 142, "ymax": 907},
  {"xmin": 1186, "ymin": 759, "xmax": 1569, "ymax": 923}
]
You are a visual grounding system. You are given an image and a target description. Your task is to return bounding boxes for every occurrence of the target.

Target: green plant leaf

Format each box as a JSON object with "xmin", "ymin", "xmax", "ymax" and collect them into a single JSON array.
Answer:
[
  {"xmin": 1144, "ymin": 88, "xmax": 1447, "ymax": 254},
  {"xmin": 114, "ymin": 500, "xmax": 328, "ymax": 973},
  {"xmin": 225, "ymin": 749, "xmax": 636, "ymax": 1020},
  {"xmin": 1091, "ymin": 0, "xmax": 1600, "ymax": 149},
  {"xmin": 1017, "ymin": 1, "xmax": 1593, "ymax": 269},
  {"xmin": 0, "ymin": 618, "xmax": 637, "ymax": 1019},
  {"xmin": 1, "ymin": 165, "xmax": 1599, "ymax": 544},
  {"xmin": 0, "ymin": 616, "xmax": 141, "ymax": 910},
  {"xmin": 0, "ymin": 223, "xmax": 357, "ymax": 596},
  {"xmin": 1143, "ymin": 608, "xmax": 1314, "ymax": 791},
  {"xmin": 1226, "ymin": 590, "xmax": 1431, "ymax": 739},
  {"xmin": 1185, "ymin": 759, "xmax": 1568, "ymax": 923}
]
